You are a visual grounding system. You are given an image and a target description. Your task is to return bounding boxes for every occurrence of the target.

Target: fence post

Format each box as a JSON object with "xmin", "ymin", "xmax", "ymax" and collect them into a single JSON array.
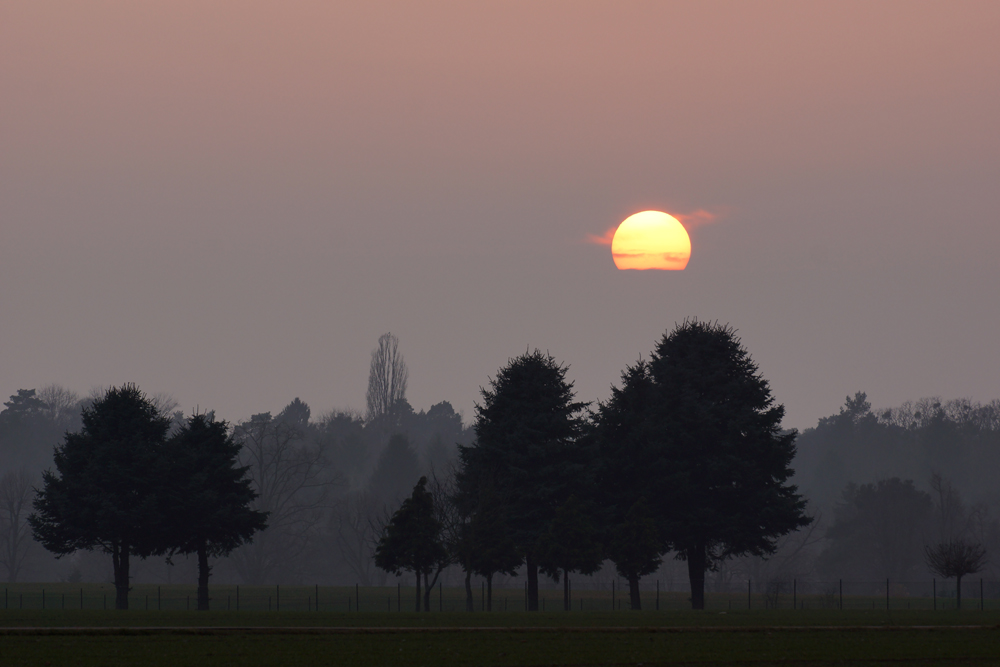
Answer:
[
  {"xmin": 933, "ymin": 579, "xmax": 936, "ymax": 611},
  {"xmin": 612, "ymin": 581, "xmax": 615, "ymax": 611},
  {"xmin": 748, "ymin": 580, "xmax": 751, "ymax": 610},
  {"xmin": 158, "ymin": 586, "xmax": 161, "ymax": 611},
  {"xmin": 355, "ymin": 583, "xmax": 359, "ymax": 612},
  {"xmin": 656, "ymin": 580, "xmax": 659, "ymax": 611},
  {"xmin": 482, "ymin": 581, "xmax": 485, "ymax": 612},
  {"xmin": 80, "ymin": 588, "xmax": 83, "ymax": 610},
  {"xmin": 277, "ymin": 585, "xmax": 280, "ymax": 612},
  {"xmin": 839, "ymin": 580, "xmax": 842, "ymax": 610},
  {"xmin": 42, "ymin": 589, "xmax": 45, "ymax": 610},
  {"xmin": 236, "ymin": 585, "xmax": 240, "ymax": 611},
  {"xmin": 793, "ymin": 579, "xmax": 796, "ymax": 610},
  {"xmin": 886, "ymin": 579, "xmax": 889, "ymax": 611},
  {"xmin": 981, "ymin": 578, "xmax": 984, "ymax": 611},
  {"xmin": 524, "ymin": 581, "xmax": 527, "ymax": 611},
  {"xmin": 398, "ymin": 582, "xmax": 400, "ymax": 612},
  {"xmin": 439, "ymin": 581, "xmax": 443, "ymax": 612},
  {"xmin": 316, "ymin": 585, "xmax": 319, "ymax": 612}
]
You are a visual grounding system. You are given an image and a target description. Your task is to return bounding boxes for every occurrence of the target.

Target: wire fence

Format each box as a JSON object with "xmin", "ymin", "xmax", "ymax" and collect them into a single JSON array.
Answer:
[{"xmin": 2, "ymin": 579, "xmax": 998, "ymax": 612}]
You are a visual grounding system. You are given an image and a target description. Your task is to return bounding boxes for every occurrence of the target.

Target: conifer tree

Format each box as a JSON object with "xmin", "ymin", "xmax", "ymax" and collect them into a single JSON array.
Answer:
[
  {"xmin": 458, "ymin": 350, "xmax": 588, "ymax": 611},
  {"xmin": 374, "ymin": 477, "xmax": 448, "ymax": 611},
  {"xmin": 649, "ymin": 321, "xmax": 810, "ymax": 609},
  {"xmin": 30, "ymin": 384, "xmax": 170, "ymax": 609},
  {"xmin": 162, "ymin": 413, "xmax": 268, "ymax": 610}
]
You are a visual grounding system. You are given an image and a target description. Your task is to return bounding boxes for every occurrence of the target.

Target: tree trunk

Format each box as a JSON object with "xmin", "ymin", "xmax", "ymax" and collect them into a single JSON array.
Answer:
[
  {"xmin": 629, "ymin": 574, "xmax": 641, "ymax": 610},
  {"xmin": 465, "ymin": 569, "xmax": 474, "ymax": 612},
  {"xmin": 564, "ymin": 570, "xmax": 571, "ymax": 611},
  {"xmin": 956, "ymin": 575, "xmax": 963, "ymax": 610},
  {"xmin": 526, "ymin": 552, "xmax": 539, "ymax": 611},
  {"xmin": 112, "ymin": 541, "xmax": 130, "ymax": 610},
  {"xmin": 423, "ymin": 572, "xmax": 432, "ymax": 612},
  {"xmin": 415, "ymin": 571, "xmax": 421, "ymax": 612},
  {"xmin": 686, "ymin": 543, "xmax": 706, "ymax": 610},
  {"xmin": 487, "ymin": 573, "xmax": 493, "ymax": 612},
  {"xmin": 197, "ymin": 541, "xmax": 211, "ymax": 611}
]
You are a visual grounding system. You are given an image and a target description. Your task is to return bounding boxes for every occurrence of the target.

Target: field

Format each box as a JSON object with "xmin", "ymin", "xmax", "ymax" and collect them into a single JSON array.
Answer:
[{"xmin": 1, "ymin": 585, "xmax": 999, "ymax": 665}]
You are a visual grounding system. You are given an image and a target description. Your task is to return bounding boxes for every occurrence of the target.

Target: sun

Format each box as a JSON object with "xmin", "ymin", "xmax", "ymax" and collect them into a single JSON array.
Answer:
[{"xmin": 611, "ymin": 211, "xmax": 691, "ymax": 270}]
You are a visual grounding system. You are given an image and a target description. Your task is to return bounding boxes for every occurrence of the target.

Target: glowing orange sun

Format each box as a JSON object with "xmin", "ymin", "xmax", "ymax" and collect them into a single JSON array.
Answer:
[{"xmin": 611, "ymin": 211, "xmax": 691, "ymax": 270}]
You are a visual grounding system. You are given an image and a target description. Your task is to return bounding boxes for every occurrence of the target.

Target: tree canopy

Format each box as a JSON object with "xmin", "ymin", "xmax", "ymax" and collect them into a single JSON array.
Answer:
[
  {"xmin": 649, "ymin": 320, "xmax": 810, "ymax": 609},
  {"xmin": 374, "ymin": 476, "xmax": 448, "ymax": 611},
  {"xmin": 458, "ymin": 349, "xmax": 588, "ymax": 611},
  {"xmin": 162, "ymin": 413, "xmax": 268, "ymax": 610},
  {"xmin": 29, "ymin": 384, "xmax": 171, "ymax": 609}
]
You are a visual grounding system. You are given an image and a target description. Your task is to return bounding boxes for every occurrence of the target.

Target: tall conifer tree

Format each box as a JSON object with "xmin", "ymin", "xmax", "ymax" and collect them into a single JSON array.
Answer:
[
  {"xmin": 458, "ymin": 350, "xmax": 587, "ymax": 611},
  {"xmin": 30, "ymin": 384, "xmax": 170, "ymax": 609},
  {"xmin": 162, "ymin": 413, "xmax": 268, "ymax": 610}
]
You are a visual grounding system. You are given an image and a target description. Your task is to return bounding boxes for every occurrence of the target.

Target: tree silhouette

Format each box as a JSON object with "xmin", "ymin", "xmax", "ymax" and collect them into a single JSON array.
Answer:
[
  {"xmin": 30, "ymin": 384, "xmax": 170, "ymax": 609},
  {"xmin": 649, "ymin": 320, "xmax": 810, "ymax": 609},
  {"xmin": 925, "ymin": 539, "xmax": 987, "ymax": 609},
  {"xmin": 593, "ymin": 360, "xmax": 664, "ymax": 609},
  {"xmin": 458, "ymin": 349, "xmax": 588, "ymax": 611},
  {"xmin": 162, "ymin": 414, "xmax": 268, "ymax": 610},
  {"xmin": 374, "ymin": 476, "xmax": 448, "ymax": 611},
  {"xmin": 366, "ymin": 332, "xmax": 409, "ymax": 426}
]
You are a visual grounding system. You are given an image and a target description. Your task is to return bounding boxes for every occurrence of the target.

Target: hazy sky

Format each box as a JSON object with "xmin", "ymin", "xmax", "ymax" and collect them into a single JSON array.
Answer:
[{"xmin": 3, "ymin": 1, "xmax": 998, "ymax": 430}]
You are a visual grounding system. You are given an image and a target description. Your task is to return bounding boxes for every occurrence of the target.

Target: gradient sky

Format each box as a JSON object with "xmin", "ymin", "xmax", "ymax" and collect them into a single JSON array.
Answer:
[{"xmin": 2, "ymin": 1, "xmax": 999, "ymax": 430}]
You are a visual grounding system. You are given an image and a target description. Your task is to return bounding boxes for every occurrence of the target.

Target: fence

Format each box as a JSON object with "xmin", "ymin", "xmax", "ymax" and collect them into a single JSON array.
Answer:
[{"xmin": 2, "ymin": 579, "xmax": 998, "ymax": 612}]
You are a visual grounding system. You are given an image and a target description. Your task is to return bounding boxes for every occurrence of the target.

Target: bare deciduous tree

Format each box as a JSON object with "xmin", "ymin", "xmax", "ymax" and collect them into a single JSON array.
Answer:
[
  {"xmin": 365, "ymin": 332, "xmax": 409, "ymax": 424},
  {"xmin": 229, "ymin": 411, "xmax": 340, "ymax": 583},
  {"xmin": 0, "ymin": 468, "xmax": 35, "ymax": 582},
  {"xmin": 925, "ymin": 539, "xmax": 987, "ymax": 609},
  {"xmin": 36, "ymin": 385, "xmax": 80, "ymax": 422},
  {"xmin": 330, "ymin": 491, "xmax": 387, "ymax": 587}
]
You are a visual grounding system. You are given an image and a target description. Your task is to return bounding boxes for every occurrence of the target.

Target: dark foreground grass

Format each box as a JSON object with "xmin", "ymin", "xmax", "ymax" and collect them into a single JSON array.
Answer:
[{"xmin": 1, "ymin": 625, "xmax": 999, "ymax": 666}]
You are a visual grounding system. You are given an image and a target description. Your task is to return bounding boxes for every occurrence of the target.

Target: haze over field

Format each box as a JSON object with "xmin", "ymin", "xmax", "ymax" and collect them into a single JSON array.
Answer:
[{"xmin": 3, "ymin": 1, "xmax": 999, "ymax": 430}]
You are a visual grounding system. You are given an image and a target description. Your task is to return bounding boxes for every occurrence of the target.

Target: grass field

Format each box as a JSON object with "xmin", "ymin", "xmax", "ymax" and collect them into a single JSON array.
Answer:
[{"xmin": 2, "ymin": 586, "xmax": 999, "ymax": 665}]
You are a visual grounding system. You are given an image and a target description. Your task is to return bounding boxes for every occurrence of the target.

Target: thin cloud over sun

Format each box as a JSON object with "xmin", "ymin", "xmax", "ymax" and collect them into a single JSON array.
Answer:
[
  {"xmin": 585, "ymin": 227, "xmax": 617, "ymax": 246},
  {"xmin": 585, "ymin": 208, "xmax": 725, "ymax": 245}
]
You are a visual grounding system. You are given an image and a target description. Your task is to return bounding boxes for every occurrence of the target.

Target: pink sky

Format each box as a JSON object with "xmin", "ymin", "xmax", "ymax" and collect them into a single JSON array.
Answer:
[{"xmin": 2, "ymin": 1, "xmax": 999, "ymax": 428}]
